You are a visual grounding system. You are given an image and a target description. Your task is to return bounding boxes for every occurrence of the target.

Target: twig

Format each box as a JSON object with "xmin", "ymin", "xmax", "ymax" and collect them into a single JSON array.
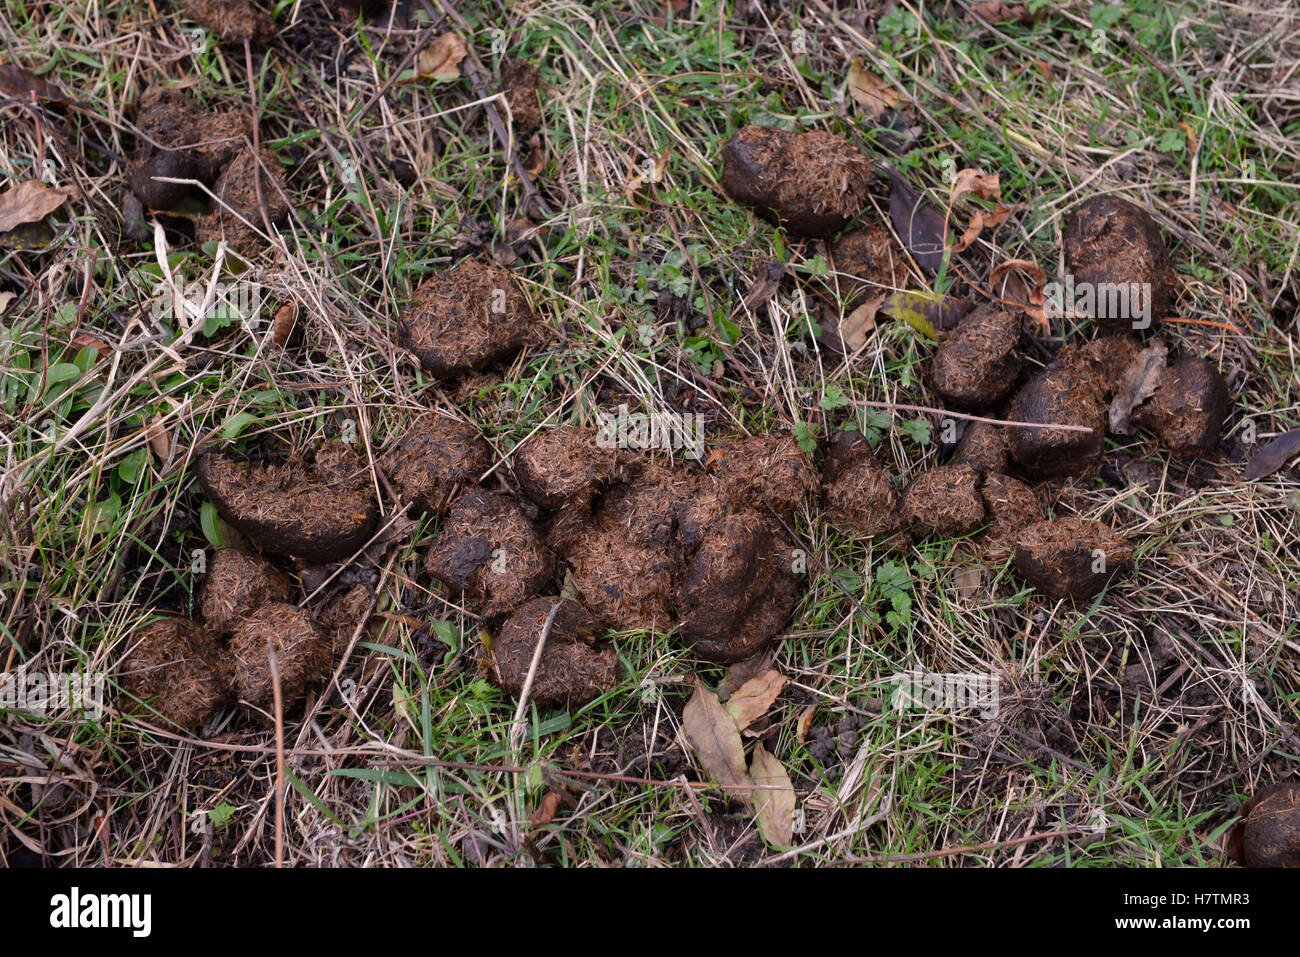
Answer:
[
  {"xmin": 856, "ymin": 399, "xmax": 1094, "ymax": 433},
  {"xmin": 268, "ymin": 636, "xmax": 286, "ymax": 869},
  {"xmin": 837, "ymin": 826, "xmax": 1085, "ymax": 864}
]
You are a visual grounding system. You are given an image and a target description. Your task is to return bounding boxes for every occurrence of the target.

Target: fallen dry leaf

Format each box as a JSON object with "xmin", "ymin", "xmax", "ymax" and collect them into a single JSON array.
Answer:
[
  {"xmin": 955, "ymin": 564, "xmax": 984, "ymax": 599},
  {"xmin": 70, "ymin": 332, "xmax": 111, "ymax": 360},
  {"xmin": 0, "ymin": 180, "xmax": 77, "ymax": 234},
  {"xmin": 750, "ymin": 742, "xmax": 796, "ymax": 847},
  {"xmin": 528, "ymin": 791, "xmax": 563, "ymax": 827},
  {"xmin": 416, "ymin": 33, "xmax": 468, "ymax": 81},
  {"xmin": 716, "ymin": 646, "xmax": 776, "ymax": 699},
  {"xmin": 0, "ymin": 64, "xmax": 70, "ymax": 105},
  {"xmin": 1244, "ymin": 428, "xmax": 1300, "ymax": 482},
  {"xmin": 271, "ymin": 301, "xmax": 298, "ymax": 347},
  {"xmin": 889, "ymin": 169, "xmax": 948, "ymax": 273},
  {"xmin": 145, "ymin": 415, "xmax": 172, "ymax": 463},
  {"xmin": 990, "ymin": 258, "xmax": 1047, "ymax": 330},
  {"xmin": 0, "ymin": 291, "xmax": 15, "ymax": 316},
  {"xmin": 880, "ymin": 289, "xmax": 973, "ymax": 340},
  {"xmin": 948, "ymin": 168, "xmax": 1007, "ymax": 253},
  {"xmin": 682, "ymin": 681, "xmax": 753, "ymax": 803},
  {"xmin": 1109, "ymin": 340, "xmax": 1167, "ymax": 434},
  {"xmin": 624, "ymin": 148, "xmax": 671, "ymax": 208},
  {"xmin": 795, "ymin": 705, "xmax": 817, "ymax": 744},
  {"xmin": 725, "ymin": 670, "xmax": 787, "ymax": 731},
  {"xmin": 950, "ymin": 168, "xmax": 1001, "ymax": 204},
  {"xmin": 742, "ymin": 261, "xmax": 787, "ymax": 311},
  {"xmin": 954, "ymin": 203, "xmax": 1015, "ymax": 253},
  {"xmin": 971, "ymin": 2, "xmax": 1042, "ymax": 25},
  {"xmin": 838, "ymin": 295, "xmax": 884, "ymax": 352},
  {"xmin": 847, "ymin": 61, "xmax": 902, "ymax": 120}
]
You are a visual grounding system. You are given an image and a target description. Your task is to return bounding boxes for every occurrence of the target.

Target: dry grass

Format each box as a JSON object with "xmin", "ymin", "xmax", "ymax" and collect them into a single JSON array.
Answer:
[{"xmin": 1, "ymin": 0, "xmax": 1298, "ymax": 867}]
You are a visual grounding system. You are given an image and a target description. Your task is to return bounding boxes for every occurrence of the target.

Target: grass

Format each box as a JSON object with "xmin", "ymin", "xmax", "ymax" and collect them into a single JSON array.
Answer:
[{"xmin": 0, "ymin": 0, "xmax": 1297, "ymax": 866}]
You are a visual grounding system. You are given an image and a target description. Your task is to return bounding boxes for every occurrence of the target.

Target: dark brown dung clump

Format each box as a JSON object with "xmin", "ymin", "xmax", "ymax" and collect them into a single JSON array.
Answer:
[
  {"xmin": 927, "ymin": 305, "xmax": 1022, "ymax": 410},
  {"xmin": 1130, "ymin": 357, "xmax": 1229, "ymax": 457},
  {"xmin": 195, "ymin": 145, "xmax": 291, "ymax": 255},
  {"xmin": 676, "ymin": 507, "xmax": 800, "ymax": 663},
  {"xmin": 177, "ymin": 0, "xmax": 275, "ymax": 43},
  {"xmin": 980, "ymin": 472, "xmax": 1042, "ymax": 545},
  {"xmin": 128, "ymin": 87, "xmax": 249, "ymax": 211},
  {"xmin": 381, "ymin": 413, "xmax": 492, "ymax": 516},
  {"xmin": 1227, "ymin": 782, "xmax": 1300, "ymax": 868},
  {"xmin": 953, "ymin": 420, "xmax": 1009, "ymax": 473},
  {"xmin": 500, "ymin": 61, "xmax": 542, "ymax": 135},
  {"xmin": 707, "ymin": 431, "xmax": 818, "ymax": 518},
  {"xmin": 1013, "ymin": 517, "xmax": 1133, "ymax": 599},
  {"xmin": 720, "ymin": 125, "xmax": 874, "ymax": 236},
  {"xmin": 1082, "ymin": 333, "xmax": 1142, "ymax": 392},
  {"xmin": 556, "ymin": 463, "xmax": 692, "ymax": 634},
  {"xmin": 828, "ymin": 225, "xmax": 907, "ymax": 305},
  {"xmin": 1005, "ymin": 344, "xmax": 1107, "ymax": 478},
  {"xmin": 397, "ymin": 259, "xmax": 539, "ymax": 379},
  {"xmin": 901, "ymin": 464, "xmax": 985, "ymax": 538},
  {"xmin": 230, "ymin": 602, "xmax": 332, "ymax": 721},
  {"xmin": 490, "ymin": 597, "xmax": 620, "ymax": 708},
  {"xmin": 199, "ymin": 547, "xmax": 295, "ymax": 633},
  {"xmin": 821, "ymin": 430, "xmax": 908, "ymax": 548},
  {"xmin": 425, "ymin": 488, "xmax": 554, "ymax": 622},
  {"xmin": 120, "ymin": 617, "xmax": 231, "ymax": 731},
  {"xmin": 315, "ymin": 584, "xmax": 373, "ymax": 653},
  {"xmin": 1063, "ymin": 196, "xmax": 1176, "ymax": 331},
  {"xmin": 514, "ymin": 425, "xmax": 633, "ymax": 512},
  {"xmin": 196, "ymin": 441, "xmax": 379, "ymax": 564}
]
